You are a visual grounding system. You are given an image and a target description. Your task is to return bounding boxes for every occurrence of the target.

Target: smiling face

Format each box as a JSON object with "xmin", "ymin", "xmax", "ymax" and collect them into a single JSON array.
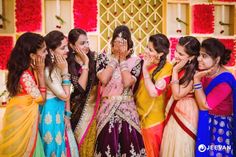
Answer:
[
  {"xmin": 197, "ymin": 48, "xmax": 216, "ymax": 70},
  {"xmin": 51, "ymin": 37, "xmax": 69, "ymax": 58},
  {"xmin": 174, "ymin": 44, "xmax": 190, "ymax": 63},
  {"xmin": 73, "ymin": 34, "xmax": 89, "ymax": 54},
  {"xmin": 144, "ymin": 41, "xmax": 163, "ymax": 64}
]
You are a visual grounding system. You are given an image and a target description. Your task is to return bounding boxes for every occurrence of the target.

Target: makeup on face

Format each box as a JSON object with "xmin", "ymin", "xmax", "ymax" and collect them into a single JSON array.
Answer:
[{"xmin": 198, "ymin": 49, "xmax": 215, "ymax": 70}]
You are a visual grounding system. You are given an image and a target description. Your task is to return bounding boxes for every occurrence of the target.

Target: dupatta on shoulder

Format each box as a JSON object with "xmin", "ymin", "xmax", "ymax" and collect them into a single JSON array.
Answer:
[{"xmin": 196, "ymin": 72, "xmax": 236, "ymax": 157}]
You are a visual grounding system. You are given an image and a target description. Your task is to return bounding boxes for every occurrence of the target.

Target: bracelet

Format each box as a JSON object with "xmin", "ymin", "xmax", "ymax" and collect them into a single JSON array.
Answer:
[
  {"xmin": 194, "ymin": 86, "xmax": 202, "ymax": 90},
  {"xmin": 170, "ymin": 80, "xmax": 179, "ymax": 84},
  {"xmin": 82, "ymin": 65, "xmax": 89, "ymax": 71},
  {"xmin": 120, "ymin": 61, "xmax": 128, "ymax": 72},
  {"xmin": 39, "ymin": 87, "xmax": 47, "ymax": 93},
  {"xmin": 108, "ymin": 58, "xmax": 119, "ymax": 69},
  {"xmin": 62, "ymin": 79, "xmax": 71, "ymax": 85},
  {"xmin": 61, "ymin": 73, "xmax": 71, "ymax": 80},
  {"xmin": 194, "ymin": 83, "xmax": 202, "ymax": 87},
  {"xmin": 194, "ymin": 83, "xmax": 202, "ymax": 90},
  {"xmin": 65, "ymin": 110, "xmax": 72, "ymax": 117}
]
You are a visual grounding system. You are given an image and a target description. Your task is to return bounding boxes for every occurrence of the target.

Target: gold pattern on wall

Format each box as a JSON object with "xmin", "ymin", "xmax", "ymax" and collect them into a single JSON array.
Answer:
[{"xmin": 99, "ymin": 0, "xmax": 164, "ymax": 54}]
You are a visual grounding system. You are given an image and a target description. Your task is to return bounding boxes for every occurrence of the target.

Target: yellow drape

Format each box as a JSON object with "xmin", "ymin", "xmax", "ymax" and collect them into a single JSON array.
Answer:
[
  {"xmin": 135, "ymin": 62, "xmax": 172, "ymax": 128},
  {"xmin": 0, "ymin": 95, "xmax": 42, "ymax": 157}
]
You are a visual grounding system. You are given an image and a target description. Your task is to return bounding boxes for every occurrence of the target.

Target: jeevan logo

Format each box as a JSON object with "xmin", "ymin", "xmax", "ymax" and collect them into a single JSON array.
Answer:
[{"xmin": 198, "ymin": 144, "xmax": 207, "ymax": 152}]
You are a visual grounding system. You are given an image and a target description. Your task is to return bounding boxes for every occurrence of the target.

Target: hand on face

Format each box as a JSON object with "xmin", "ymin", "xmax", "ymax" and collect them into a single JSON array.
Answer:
[
  {"xmin": 33, "ymin": 55, "xmax": 46, "ymax": 72},
  {"xmin": 112, "ymin": 38, "xmax": 130, "ymax": 61},
  {"xmin": 143, "ymin": 52, "xmax": 154, "ymax": 67},
  {"xmin": 173, "ymin": 59, "xmax": 188, "ymax": 73},
  {"xmin": 194, "ymin": 66, "xmax": 215, "ymax": 81},
  {"xmin": 55, "ymin": 54, "xmax": 68, "ymax": 73},
  {"xmin": 119, "ymin": 45, "xmax": 131, "ymax": 61},
  {"xmin": 74, "ymin": 46, "xmax": 89, "ymax": 65}
]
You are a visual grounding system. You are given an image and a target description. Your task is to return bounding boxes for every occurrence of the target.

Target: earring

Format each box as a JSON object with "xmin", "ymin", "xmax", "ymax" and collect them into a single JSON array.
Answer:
[
  {"xmin": 51, "ymin": 53, "xmax": 54, "ymax": 62},
  {"xmin": 32, "ymin": 59, "xmax": 36, "ymax": 65},
  {"xmin": 188, "ymin": 59, "xmax": 191, "ymax": 64}
]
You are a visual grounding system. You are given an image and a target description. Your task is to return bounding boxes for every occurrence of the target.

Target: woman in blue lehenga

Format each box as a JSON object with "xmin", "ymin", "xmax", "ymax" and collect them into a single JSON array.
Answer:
[
  {"xmin": 194, "ymin": 38, "xmax": 236, "ymax": 157},
  {"xmin": 39, "ymin": 30, "xmax": 78, "ymax": 157}
]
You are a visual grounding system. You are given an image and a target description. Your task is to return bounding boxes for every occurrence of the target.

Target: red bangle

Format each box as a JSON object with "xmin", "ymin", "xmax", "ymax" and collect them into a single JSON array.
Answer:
[{"xmin": 39, "ymin": 87, "xmax": 47, "ymax": 92}]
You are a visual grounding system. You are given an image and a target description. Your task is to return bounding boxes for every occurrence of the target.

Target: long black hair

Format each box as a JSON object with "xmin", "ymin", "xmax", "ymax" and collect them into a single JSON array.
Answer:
[
  {"xmin": 178, "ymin": 36, "xmax": 200, "ymax": 86},
  {"xmin": 44, "ymin": 30, "xmax": 65, "ymax": 79},
  {"xmin": 149, "ymin": 34, "xmax": 170, "ymax": 82},
  {"xmin": 201, "ymin": 38, "xmax": 231, "ymax": 65},
  {"xmin": 67, "ymin": 28, "xmax": 96, "ymax": 79},
  {"xmin": 7, "ymin": 32, "xmax": 44, "ymax": 96}
]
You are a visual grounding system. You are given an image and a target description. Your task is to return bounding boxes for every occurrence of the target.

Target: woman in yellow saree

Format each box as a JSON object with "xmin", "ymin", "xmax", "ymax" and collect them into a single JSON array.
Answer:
[
  {"xmin": 0, "ymin": 32, "xmax": 47, "ymax": 157},
  {"xmin": 135, "ymin": 34, "xmax": 172, "ymax": 157}
]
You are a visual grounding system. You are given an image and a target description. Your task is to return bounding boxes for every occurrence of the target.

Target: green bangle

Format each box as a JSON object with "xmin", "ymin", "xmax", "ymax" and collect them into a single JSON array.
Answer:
[
  {"xmin": 65, "ymin": 110, "xmax": 72, "ymax": 117},
  {"xmin": 62, "ymin": 80, "xmax": 71, "ymax": 85}
]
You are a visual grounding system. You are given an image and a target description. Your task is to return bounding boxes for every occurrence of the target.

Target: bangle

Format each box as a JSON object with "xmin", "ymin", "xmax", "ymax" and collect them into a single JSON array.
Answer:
[
  {"xmin": 194, "ymin": 86, "xmax": 202, "ymax": 90},
  {"xmin": 39, "ymin": 87, "xmax": 47, "ymax": 93},
  {"xmin": 194, "ymin": 83, "xmax": 202, "ymax": 87},
  {"xmin": 109, "ymin": 58, "xmax": 118, "ymax": 69},
  {"xmin": 65, "ymin": 110, "xmax": 72, "ymax": 116},
  {"xmin": 62, "ymin": 79, "xmax": 71, "ymax": 85},
  {"xmin": 120, "ymin": 61, "xmax": 129, "ymax": 72},
  {"xmin": 194, "ymin": 83, "xmax": 202, "ymax": 90},
  {"xmin": 170, "ymin": 80, "xmax": 179, "ymax": 84},
  {"xmin": 82, "ymin": 65, "xmax": 89, "ymax": 71},
  {"xmin": 61, "ymin": 73, "xmax": 71, "ymax": 80}
]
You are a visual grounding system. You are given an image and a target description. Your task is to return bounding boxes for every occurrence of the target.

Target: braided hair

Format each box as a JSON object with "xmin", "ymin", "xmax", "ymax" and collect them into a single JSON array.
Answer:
[{"xmin": 149, "ymin": 34, "xmax": 170, "ymax": 82}]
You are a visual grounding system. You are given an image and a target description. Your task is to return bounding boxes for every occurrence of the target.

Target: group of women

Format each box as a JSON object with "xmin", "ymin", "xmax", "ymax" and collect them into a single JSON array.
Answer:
[{"xmin": 0, "ymin": 25, "xmax": 235, "ymax": 157}]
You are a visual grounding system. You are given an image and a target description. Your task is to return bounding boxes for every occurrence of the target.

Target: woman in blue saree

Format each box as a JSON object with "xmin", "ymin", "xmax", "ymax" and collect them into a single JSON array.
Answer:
[{"xmin": 194, "ymin": 38, "xmax": 236, "ymax": 157}]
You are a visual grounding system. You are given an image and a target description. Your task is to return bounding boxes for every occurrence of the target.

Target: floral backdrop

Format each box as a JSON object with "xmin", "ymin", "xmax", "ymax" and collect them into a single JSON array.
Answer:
[
  {"xmin": 73, "ymin": 0, "xmax": 97, "ymax": 32},
  {"xmin": 0, "ymin": 36, "xmax": 13, "ymax": 70},
  {"xmin": 15, "ymin": 0, "xmax": 42, "ymax": 32}
]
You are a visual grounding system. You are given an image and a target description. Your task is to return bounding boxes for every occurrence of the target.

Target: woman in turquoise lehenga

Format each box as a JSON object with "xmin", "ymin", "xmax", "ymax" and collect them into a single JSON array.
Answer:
[{"xmin": 39, "ymin": 30, "xmax": 79, "ymax": 157}]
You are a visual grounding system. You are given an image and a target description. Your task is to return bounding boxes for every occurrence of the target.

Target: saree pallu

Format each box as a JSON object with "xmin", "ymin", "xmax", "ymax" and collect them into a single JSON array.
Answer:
[
  {"xmin": 94, "ymin": 96, "xmax": 146, "ymax": 156},
  {"xmin": 65, "ymin": 128, "xmax": 79, "ymax": 157},
  {"xmin": 196, "ymin": 72, "xmax": 236, "ymax": 157},
  {"xmin": 0, "ymin": 95, "xmax": 45, "ymax": 157},
  {"xmin": 135, "ymin": 62, "xmax": 172, "ymax": 157},
  {"xmin": 160, "ymin": 95, "xmax": 198, "ymax": 157},
  {"xmin": 39, "ymin": 97, "xmax": 66, "ymax": 157},
  {"xmin": 73, "ymin": 86, "xmax": 98, "ymax": 157}
]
